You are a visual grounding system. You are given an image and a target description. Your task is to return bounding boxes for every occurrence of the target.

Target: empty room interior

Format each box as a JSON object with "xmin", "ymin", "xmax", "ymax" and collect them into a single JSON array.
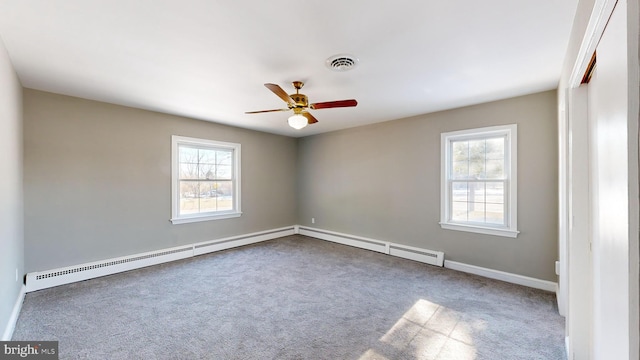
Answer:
[{"xmin": 0, "ymin": 0, "xmax": 639, "ymax": 359}]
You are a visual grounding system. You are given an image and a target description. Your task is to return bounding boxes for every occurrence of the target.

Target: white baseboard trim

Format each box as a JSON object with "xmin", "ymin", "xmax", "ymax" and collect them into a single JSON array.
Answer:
[
  {"xmin": 2, "ymin": 285, "xmax": 26, "ymax": 341},
  {"xmin": 444, "ymin": 260, "xmax": 558, "ymax": 292},
  {"xmin": 193, "ymin": 227, "xmax": 295, "ymax": 256},
  {"xmin": 298, "ymin": 226, "xmax": 388, "ymax": 254},
  {"xmin": 24, "ymin": 225, "xmax": 556, "ymax": 293},
  {"xmin": 26, "ymin": 226, "xmax": 295, "ymax": 293},
  {"xmin": 298, "ymin": 226, "xmax": 445, "ymax": 267}
]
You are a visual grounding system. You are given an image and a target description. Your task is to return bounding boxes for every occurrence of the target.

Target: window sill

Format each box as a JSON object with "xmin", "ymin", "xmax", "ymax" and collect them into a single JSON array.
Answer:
[
  {"xmin": 170, "ymin": 212, "xmax": 242, "ymax": 225},
  {"xmin": 439, "ymin": 222, "xmax": 519, "ymax": 238}
]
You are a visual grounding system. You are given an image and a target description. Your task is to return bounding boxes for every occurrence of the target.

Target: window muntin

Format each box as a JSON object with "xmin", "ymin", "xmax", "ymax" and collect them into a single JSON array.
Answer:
[
  {"xmin": 440, "ymin": 125, "xmax": 518, "ymax": 238},
  {"xmin": 171, "ymin": 136, "xmax": 241, "ymax": 224}
]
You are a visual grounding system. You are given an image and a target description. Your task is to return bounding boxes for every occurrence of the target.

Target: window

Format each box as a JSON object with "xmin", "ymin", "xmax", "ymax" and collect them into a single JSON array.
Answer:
[
  {"xmin": 440, "ymin": 124, "xmax": 518, "ymax": 238},
  {"xmin": 171, "ymin": 136, "xmax": 241, "ymax": 224}
]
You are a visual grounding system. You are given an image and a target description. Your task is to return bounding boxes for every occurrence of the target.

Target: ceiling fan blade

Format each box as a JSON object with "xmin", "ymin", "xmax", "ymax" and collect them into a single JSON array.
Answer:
[
  {"xmin": 310, "ymin": 99, "xmax": 358, "ymax": 110},
  {"xmin": 265, "ymin": 83, "xmax": 296, "ymax": 106},
  {"xmin": 245, "ymin": 108, "xmax": 290, "ymax": 114},
  {"xmin": 302, "ymin": 111, "xmax": 319, "ymax": 124}
]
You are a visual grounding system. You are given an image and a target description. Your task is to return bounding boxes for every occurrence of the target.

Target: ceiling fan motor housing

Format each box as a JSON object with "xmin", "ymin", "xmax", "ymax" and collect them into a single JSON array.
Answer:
[{"xmin": 290, "ymin": 93, "xmax": 308, "ymax": 107}]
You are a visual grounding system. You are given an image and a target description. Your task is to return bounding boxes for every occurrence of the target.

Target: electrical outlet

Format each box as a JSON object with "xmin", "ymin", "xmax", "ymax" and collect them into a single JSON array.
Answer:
[{"xmin": 312, "ymin": 218, "xmax": 315, "ymax": 224}]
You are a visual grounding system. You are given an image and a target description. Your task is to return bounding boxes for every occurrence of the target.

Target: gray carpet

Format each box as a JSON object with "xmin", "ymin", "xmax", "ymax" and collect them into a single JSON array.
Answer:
[{"xmin": 13, "ymin": 235, "xmax": 565, "ymax": 359}]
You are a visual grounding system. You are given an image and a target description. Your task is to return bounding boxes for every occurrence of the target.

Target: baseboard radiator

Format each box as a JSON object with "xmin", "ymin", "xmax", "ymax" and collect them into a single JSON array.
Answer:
[
  {"xmin": 297, "ymin": 226, "xmax": 445, "ymax": 267},
  {"xmin": 296, "ymin": 226, "xmax": 557, "ymax": 292},
  {"xmin": 25, "ymin": 226, "xmax": 295, "ymax": 292}
]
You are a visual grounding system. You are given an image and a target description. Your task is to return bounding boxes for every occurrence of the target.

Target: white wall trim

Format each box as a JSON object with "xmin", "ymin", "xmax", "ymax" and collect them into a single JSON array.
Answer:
[
  {"xmin": 25, "ymin": 226, "xmax": 295, "ymax": 293},
  {"xmin": 568, "ymin": 0, "xmax": 619, "ymax": 87},
  {"xmin": 170, "ymin": 135, "xmax": 242, "ymax": 225},
  {"xmin": 2, "ymin": 285, "xmax": 26, "ymax": 341},
  {"xmin": 440, "ymin": 124, "xmax": 519, "ymax": 237},
  {"xmin": 444, "ymin": 260, "xmax": 557, "ymax": 292}
]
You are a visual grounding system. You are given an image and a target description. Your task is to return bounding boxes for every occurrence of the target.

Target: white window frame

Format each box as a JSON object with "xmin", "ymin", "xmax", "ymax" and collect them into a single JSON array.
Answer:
[
  {"xmin": 440, "ymin": 124, "xmax": 519, "ymax": 238},
  {"xmin": 170, "ymin": 135, "xmax": 241, "ymax": 224}
]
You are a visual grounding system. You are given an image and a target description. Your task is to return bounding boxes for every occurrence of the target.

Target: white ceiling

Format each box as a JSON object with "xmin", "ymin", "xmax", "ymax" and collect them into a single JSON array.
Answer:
[{"xmin": 0, "ymin": 1, "xmax": 578, "ymax": 137}]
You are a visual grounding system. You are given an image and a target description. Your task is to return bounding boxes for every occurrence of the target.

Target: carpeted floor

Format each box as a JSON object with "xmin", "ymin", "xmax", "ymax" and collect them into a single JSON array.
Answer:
[{"xmin": 13, "ymin": 235, "xmax": 565, "ymax": 359}]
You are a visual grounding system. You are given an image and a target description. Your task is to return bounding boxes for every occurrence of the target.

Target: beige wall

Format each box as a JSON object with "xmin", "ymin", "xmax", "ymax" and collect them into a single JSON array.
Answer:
[
  {"xmin": 23, "ymin": 88, "xmax": 559, "ymax": 283},
  {"xmin": 23, "ymin": 89, "xmax": 297, "ymax": 272},
  {"xmin": 297, "ymin": 90, "xmax": 558, "ymax": 281},
  {"xmin": 0, "ymin": 36, "xmax": 23, "ymax": 339}
]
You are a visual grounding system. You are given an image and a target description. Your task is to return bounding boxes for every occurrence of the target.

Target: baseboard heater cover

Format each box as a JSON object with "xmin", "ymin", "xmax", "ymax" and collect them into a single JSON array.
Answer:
[
  {"xmin": 298, "ymin": 226, "xmax": 556, "ymax": 291},
  {"xmin": 193, "ymin": 227, "xmax": 295, "ymax": 256},
  {"xmin": 389, "ymin": 244, "xmax": 445, "ymax": 267},
  {"xmin": 26, "ymin": 245, "xmax": 194, "ymax": 292},
  {"xmin": 298, "ymin": 226, "xmax": 445, "ymax": 267},
  {"xmin": 25, "ymin": 226, "xmax": 296, "ymax": 292},
  {"xmin": 298, "ymin": 226, "xmax": 388, "ymax": 254}
]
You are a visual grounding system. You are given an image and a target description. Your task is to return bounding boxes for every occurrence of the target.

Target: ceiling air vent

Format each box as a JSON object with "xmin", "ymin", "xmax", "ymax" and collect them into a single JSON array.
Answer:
[{"xmin": 326, "ymin": 54, "xmax": 358, "ymax": 72}]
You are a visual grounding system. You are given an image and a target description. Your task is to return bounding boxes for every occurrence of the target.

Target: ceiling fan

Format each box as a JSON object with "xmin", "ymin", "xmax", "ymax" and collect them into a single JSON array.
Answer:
[{"xmin": 245, "ymin": 81, "xmax": 358, "ymax": 129}]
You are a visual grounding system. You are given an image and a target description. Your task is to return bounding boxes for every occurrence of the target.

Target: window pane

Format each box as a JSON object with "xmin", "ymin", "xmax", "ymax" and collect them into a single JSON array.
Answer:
[
  {"xmin": 452, "ymin": 182, "xmax": 468, "ymax": 202},
  {"xmin": 452, "ymin": 161, "xmax": 469, "ymax": 179},
  {"xmin": 452, "ymin": 141, "xmax": 469, "ymax": 162},
  {"xmin": 198, "ymin": 163, "xmax": 215, "ymax": 180},
  {"xmin": 179, "ymin": 146, "xmax": 198, "ymax": 163},
  {"xmin": 180, "ymin": 180, "xmax": 200, "ymax": 215},
  {"xmin": 217, "ymin": 151, "xmax": 233, "ymax": 166},
  {"xmin": 486, "ymin": 182, "xmax": 504, "ymax": 204},
  {"xmin": 486, "ymin": 203, "xmax": 505, "ymax": 225},
  {"xmin": 485, "ymin": 159, "xmax": 504, "ymax": 179},
  {"xmin": 179, "ymin": 148, "xmax": 234, "ymax": 214},
  {"xmin": 470, "ymin": 182, "xmax": 485, "ymax": 203},
  {"xmin": 179, "ymin": 180, "xmax": 199, "ymax": 199},
  {"xmin": 216, "ymin": 165, "xmax": 232, "ymax": 180},
  {"xmin": 199, "ymin": 149, "xmax": 216, "ymax": 164},
  {"xmin": 469, "ymin": 157, "xmax": 485, "ymax": 178},
  {"xmin": 198, "ymin": 181, "xmax": 217, "ymax": 198},
  {"xmin": 199, "ymin": 182, "xmax": 217, "ymax": 212},
  {"xmin": 216, "ymin": 181, "xmax": 233, "ymax": 211},
  {"xmin": 485, "ymin": 137, "xmax": 504, "ymax": 160},
  {"xmin": 468, "ymin": 202, "xmax": 486, "ymax": 223},
  {"xmin": 451, "ymin": 201, "xmax": 468, "ymax": 222},
  {"xmin": 468, "ymin": 140, "xmax": 485, "ymax": 161},
  {"xmin": 179, "ymin": 163, "xmax": 198, "ymax": 179}
]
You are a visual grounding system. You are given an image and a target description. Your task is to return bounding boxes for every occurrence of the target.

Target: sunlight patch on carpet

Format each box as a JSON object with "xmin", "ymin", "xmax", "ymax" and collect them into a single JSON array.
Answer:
[{"xmin": 364, "ymin": 299, "xmax": 480, "ymax": 359}]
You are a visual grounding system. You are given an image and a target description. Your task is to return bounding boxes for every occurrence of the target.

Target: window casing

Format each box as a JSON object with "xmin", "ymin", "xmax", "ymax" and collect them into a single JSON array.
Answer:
[
  {"xmin": 171, "ymin": 136, "xmax": 241, "ymax": 224},
  {"xmin": 440, "ymin": 125, "xmax": 518, "ymax": 238}
]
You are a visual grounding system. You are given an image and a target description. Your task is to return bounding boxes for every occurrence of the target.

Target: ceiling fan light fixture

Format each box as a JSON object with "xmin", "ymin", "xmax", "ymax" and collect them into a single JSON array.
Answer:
[{"xmin": 288, "ymin": 114, "xmax": 308, "ymax": 130}]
